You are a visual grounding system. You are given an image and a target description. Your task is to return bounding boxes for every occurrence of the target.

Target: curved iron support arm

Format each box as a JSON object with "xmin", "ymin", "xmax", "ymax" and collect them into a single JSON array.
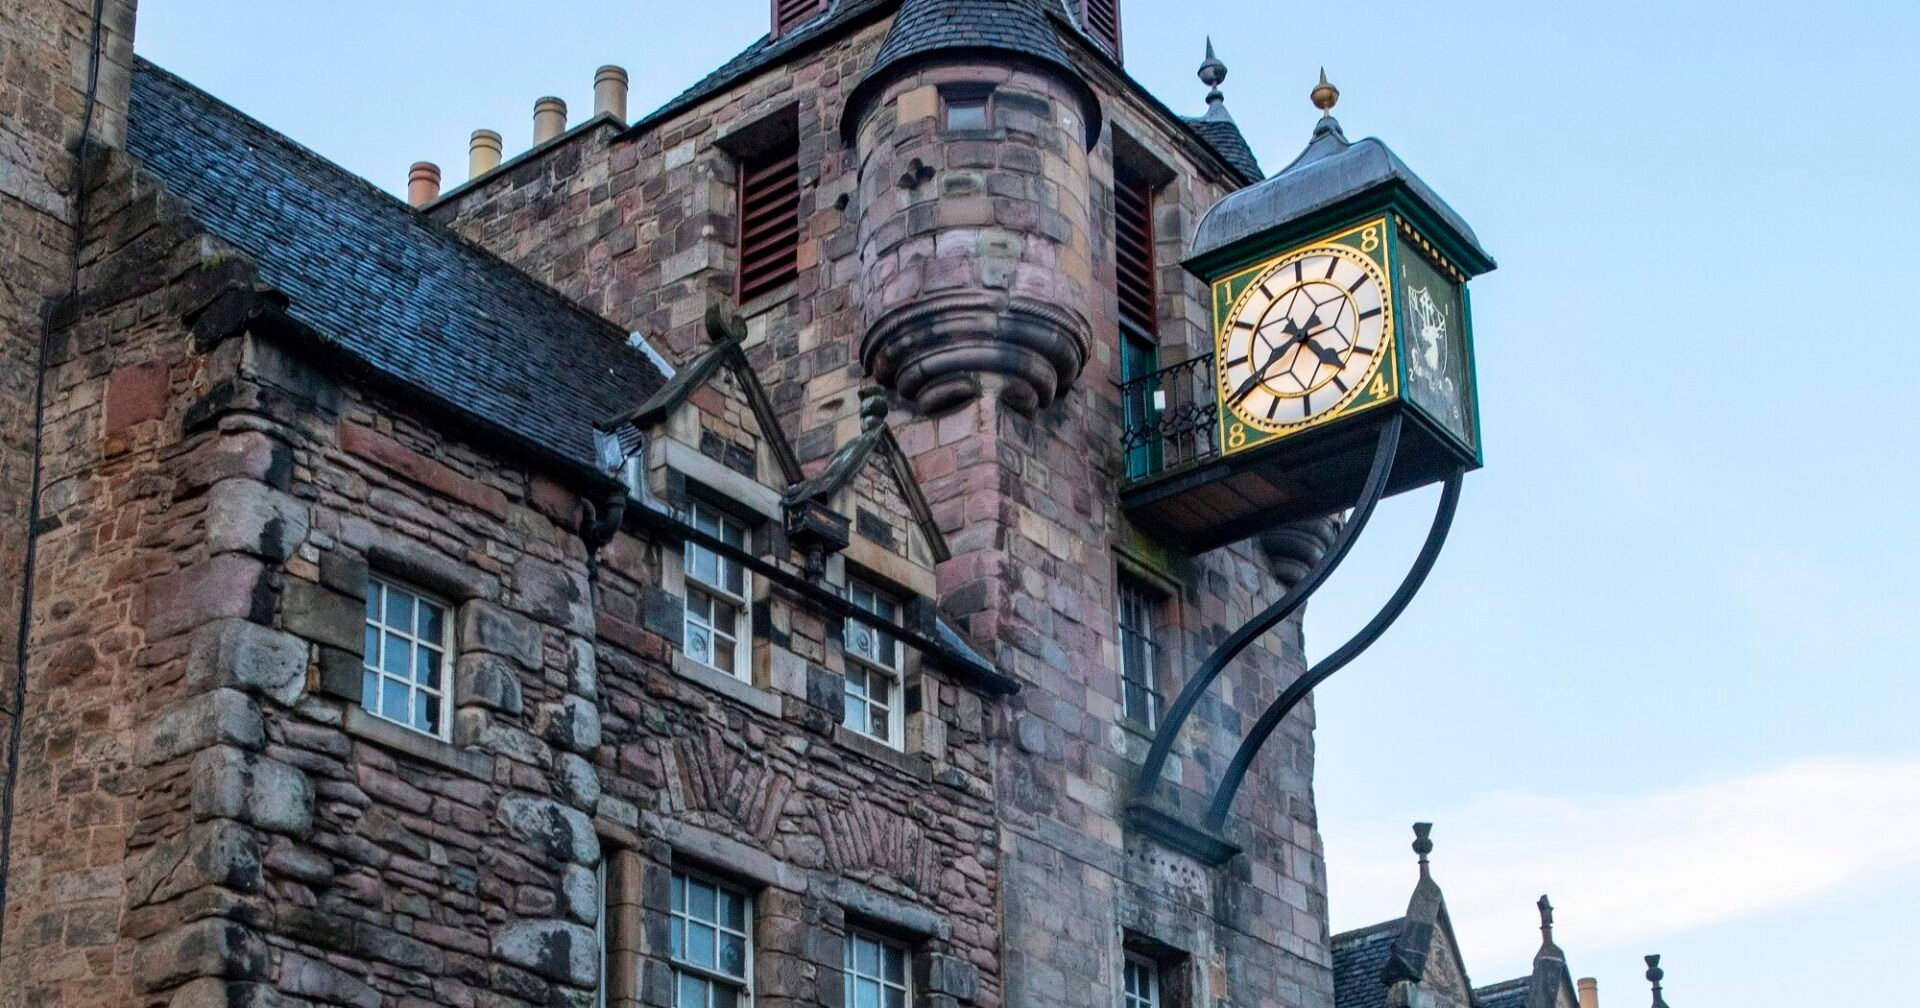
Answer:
[
  {"xmin": 1133, "ymin": 414, "xmax": 1405, "ymax": 798},
  {"xmin": 1202, "ymin": 466, "xmax": 1465, "ymax": 831}
]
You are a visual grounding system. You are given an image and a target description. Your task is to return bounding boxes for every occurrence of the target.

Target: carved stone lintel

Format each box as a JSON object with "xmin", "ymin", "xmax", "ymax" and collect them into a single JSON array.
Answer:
[
  {"xmin": 1258, "ymin": 514, "xmax": 1341, "ymax": 589},
  {"xmin": 861, "ymin": 290, "xmax": 1090, "ymax": 415}
]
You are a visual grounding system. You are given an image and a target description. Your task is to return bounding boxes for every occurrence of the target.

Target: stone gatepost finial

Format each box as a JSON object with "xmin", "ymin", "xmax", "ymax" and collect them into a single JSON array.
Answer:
[{"xmin": 1412, "ymin": 822, "xmax": 1433, "ymax": 877}]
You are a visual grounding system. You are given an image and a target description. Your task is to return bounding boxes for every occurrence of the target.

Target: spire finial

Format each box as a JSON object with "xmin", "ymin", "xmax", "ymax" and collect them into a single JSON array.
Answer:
[
  {"xmin": 1411, "ymin": 822, "xmax": 1433, "ymax": 877},
  {"xmin": 1536, "ymin": 895, "xmax": 1555, "ymax": 944},
  {"xmin": 1645, "ymin": 955, "xmax": 1668, "ymax": 1008},
  {"xmin": 1198, "ymin": 38, "xmax": 1229, "ymax": 117},
  {"xmin": 1311, "ymin": 67, "xmax": 1340, "ymax": 118}
]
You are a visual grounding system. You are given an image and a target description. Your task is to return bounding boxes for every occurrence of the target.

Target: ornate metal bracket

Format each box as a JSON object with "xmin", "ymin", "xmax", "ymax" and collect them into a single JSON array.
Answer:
[{"xmin": 1127, "ymin": 411, "xmax": 1468, "ymax": 852}]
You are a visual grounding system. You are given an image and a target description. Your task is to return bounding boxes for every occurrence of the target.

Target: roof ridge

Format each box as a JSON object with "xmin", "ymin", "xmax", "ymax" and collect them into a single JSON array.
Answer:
[
  {"xmin": 129, "ymin": 55, "xmax": 633, "ymax": 347},
  {"xmin": 1331, "ymin": 917, "xmax": 1405, "ymax": 945}
]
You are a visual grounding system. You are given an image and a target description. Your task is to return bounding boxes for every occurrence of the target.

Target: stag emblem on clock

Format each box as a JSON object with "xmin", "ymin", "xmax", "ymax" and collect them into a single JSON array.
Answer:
[{"xmin": 1219, "ymin": 241, "xmax": 1391, "ymax": 435}]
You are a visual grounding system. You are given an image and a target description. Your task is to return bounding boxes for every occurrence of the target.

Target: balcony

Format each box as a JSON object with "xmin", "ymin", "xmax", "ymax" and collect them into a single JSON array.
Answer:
[{"xmin": 1119, "ymin": 352, "xmax": 1460, "ymax": 553}]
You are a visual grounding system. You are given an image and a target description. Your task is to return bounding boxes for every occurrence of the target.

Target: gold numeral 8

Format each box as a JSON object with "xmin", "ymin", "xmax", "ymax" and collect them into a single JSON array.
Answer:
[
  {"xmin": 1227, "ymin": 422, "xmax": 1248, "ymax": 449},
  {"xmin": 1361, "ymin": 226, "xmax": 1380, "ymax": 252}
]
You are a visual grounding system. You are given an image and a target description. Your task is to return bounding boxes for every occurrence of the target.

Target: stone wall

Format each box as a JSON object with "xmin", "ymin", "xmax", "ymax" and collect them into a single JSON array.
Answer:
[{"xmin": 432, "ymin": 15, "xmax": 1338, "ymax": 1006}]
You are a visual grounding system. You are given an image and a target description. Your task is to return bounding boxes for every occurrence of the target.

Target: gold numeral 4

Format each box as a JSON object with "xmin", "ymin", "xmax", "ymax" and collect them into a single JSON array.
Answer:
[{"xmin": 1369, "ymin": 373, "xmax": 1390, "ymax": 399}]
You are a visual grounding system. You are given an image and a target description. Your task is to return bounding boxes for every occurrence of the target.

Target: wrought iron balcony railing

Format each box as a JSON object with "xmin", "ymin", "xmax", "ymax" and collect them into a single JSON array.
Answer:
[{"xmin": 1119, "ymin": 352, "xmax": 1219, "ymax": 481}]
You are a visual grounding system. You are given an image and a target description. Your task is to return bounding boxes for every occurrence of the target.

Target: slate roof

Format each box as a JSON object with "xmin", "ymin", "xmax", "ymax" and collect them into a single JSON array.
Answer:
[
  {"xmin": 630, "ymin": 0, "xmax": 1252, "ymax": 185},
  {"xmin": 1184, "ymin": 117, "xmax": 1262, "ymax": 180},
  {"xmin": 127, "ymin": 58, "xmax": 666, "ymax": 476},
  {"xmin": 843, "ymin": 0, "xmax": 1101, "ymax": 147},
  {"xmin": 1332, "ymin": 918, "xmax": 1402, "ymax": 1008},
  {"xmin": 1189, "ymin": 115, "xmax": 1492, "ymax": 270},
  {"xmin": 1476, "ymin": 978, "xmax": 1531, "ymax": 1008}
]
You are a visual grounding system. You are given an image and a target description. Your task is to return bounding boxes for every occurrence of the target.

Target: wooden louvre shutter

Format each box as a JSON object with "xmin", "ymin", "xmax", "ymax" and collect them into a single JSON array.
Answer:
[
  {"xmin": 1081, "ymin": 0, "xmax": 1121, "ymax": 55},
  {"xmin": 773, "ymin": 0, "xmax": 827, "ymax": 36},
  {"xmin": 738, "ymin": 147, "xmax": 800, "ymax": 302},
  {"xmin": 1114, "ymin": 169, "xmax": 1156, "ymax": 337}
]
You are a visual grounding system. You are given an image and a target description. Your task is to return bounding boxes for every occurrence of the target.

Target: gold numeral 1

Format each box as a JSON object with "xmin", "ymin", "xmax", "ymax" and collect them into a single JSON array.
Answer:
[
  {"xmin": 1369, "ymin": 373, "xmax": 1390, "ymax": 399},
  {"xmin": 1361, "ymin": 225, "xmax": 1380, "ymax": 252},
  {"xmin": 1227, "ymin": 422, "xmax": 1248, "ymax": 450}
]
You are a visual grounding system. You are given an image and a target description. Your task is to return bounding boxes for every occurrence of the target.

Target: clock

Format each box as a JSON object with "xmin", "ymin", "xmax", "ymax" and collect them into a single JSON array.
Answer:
[{"xmin": 1219, "ymin": 240, "xmax": 1391, "ymax": 435}]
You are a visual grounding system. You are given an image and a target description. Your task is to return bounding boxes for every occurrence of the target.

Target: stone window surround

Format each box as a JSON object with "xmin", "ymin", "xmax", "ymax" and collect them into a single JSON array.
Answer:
[
  {"xmin": 649, "ymin": 450, "xmax": 951, "ymax": 777},
  {"xmin": 842, "ymin": 576, "xmax": 906, "ymax": 749},
  {"xmin": 1111, "ymin": 552, "xmax": 1185, "ymax": 743},
  {"xmin": 309, "ymin": 538, "xmax": 499, "ymax": 779},
  {"xmin": 1121, "ymin": 930, "xmax": 1197, "ymax": 1008},
  {"xmin": 939, "ymin": 82, "xmax": 999, "ymax": 136}
]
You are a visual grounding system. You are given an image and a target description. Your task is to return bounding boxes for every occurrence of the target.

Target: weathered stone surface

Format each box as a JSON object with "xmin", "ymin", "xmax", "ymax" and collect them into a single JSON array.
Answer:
[
  {"xmin": 191, "ymin": 746, "xmax": 314, "ymax": 837},
  {"xmin": 280, "ymin": 578, "xmax": 364, "ymax": 653},
  {"xmin": 279, "ymin": 951, "xmax": 380, "ymax": 1008},
  {"xmin": 498, "ymin": 794, "xmax": 599, "ymax": 866},
  {"xmin": 567, "ymin": 637, "xmax": 598, "ymax": 699},
  {"xmin": 556, "ymin": 751, "xmax": 600, "ymax": 810},
  {"xmin": 923, "ymin": 952, "xmax": 980, "ymax": 1000},
  {"xmin": 139, "ymin": 554, "xmax": 274, "ymax": 642},
  {"xmin": 516, "ymin": 554, "xmax": 591, "ymax": 633},
  {"xmin": 459, "ymin": 598, "xmax": 541, "ymax": 669},
  {"xmin": 539, "ymin": 694, "xmax": 601, "ymax": 755},
  {"xmin": 454, "ymin": 652, "xmax": 524, "ymax": 715},
  {"xmin": 560, "ymin": 863, "xmax": 599, "ymax": 926},
  {"xmin": 185, "ymin": 618, "xmax": 310, "ymax": 706},
  {"xmin": 136, "ymin": 919, "xmax": 268, "ymax": 991},
  {"xmin": 492, "ymin": 920, "xmax": 597, "ymax": 988},
  {"xmin": 205, "ymin": 477, "xmax": 309, "ymax": 561},
  {"xmin": 137, "ymin": 688, "xmax": 265, "ymax": 764},
  {"xmin": 129, "ymin": 819, "xmax": 263, "ymax": 907}
]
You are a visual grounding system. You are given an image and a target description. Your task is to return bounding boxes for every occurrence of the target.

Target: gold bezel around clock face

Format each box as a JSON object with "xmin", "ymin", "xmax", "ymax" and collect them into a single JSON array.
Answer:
[{"xmin": 1218, "ymin": 242, "xmax": 1392, "ymax": 435}]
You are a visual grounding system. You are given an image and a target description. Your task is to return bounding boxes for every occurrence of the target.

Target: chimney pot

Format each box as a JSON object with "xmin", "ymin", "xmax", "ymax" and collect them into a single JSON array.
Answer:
[
  {"xmin": 533, "ymin": 96, "xmax": 568, "ymax": 145},
  {"xmin": 1578, "ymin": 977, "xmax": 1599, "ymax": 1008},
  {"xmin": 406, "ymin": 161, "xmax": 442, "ymax": 208},
  {"xmin": 594, "ymin": 65, "xmax": 630, "ymax": 123},
  {"xmin": 468, "ymin": 129, "xmax": 503, "ymax": 180}
]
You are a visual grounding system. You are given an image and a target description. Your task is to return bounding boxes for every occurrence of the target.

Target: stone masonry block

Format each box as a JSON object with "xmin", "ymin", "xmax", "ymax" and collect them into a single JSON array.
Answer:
[
  {"xmin": 185, "ymin": 618, "xmax": 308, "ymax": 706},
  {"xmin": 139, "ymin": 554, "xmax": 274, "ymax": 643},
  {"xmin": 540, "ymin": 694, "xmax": 601, "ymax": 755},
  {"xmin": 136, "ymin": 918, "xmax": 268, "ymax": 992},
  {"xmin": 454, "ymin": 652, "xmax": 524, "ymax": 715},
  {"xmin": 562, "ymin": 863, "xmax": 599, "ymax": 926},
  {"xmin": 129, "ymin": 820, "xmax": 262, "ymax": 908},
  {"xmin": 166, "ymin": 978, "xmax": 295, "ymax": 1008},
  {"xmin": 278, "ymin": 952, "xmax": 380, "ymax": 1008},
  {"xmin": 556, "ymin": 751, "xmax": 601, "ymax": 810},
  {"xmin": 460, "ymin": 599, "xmax": 542, "ymax": 669},
  {"xmin": 205, "ymin": 477, "xmax": 308, "ymax": 561},
  {"xmin": 493, "ymin": 919, "xmax": 598, "ymax": 988},
  {"xmin": 191, "ymin": 746, "xmax": 314, "ymax": 838},
  {"xmin": 137, "ymin": 688, "xmax": 264, "ymax": 764},
  {"xmin": 279, "ymin": 579, "xmax": 363, "ymax": 653},
  {"xmin": 499, "ymin": 794, "xmax": 600, "ymax": 866}
]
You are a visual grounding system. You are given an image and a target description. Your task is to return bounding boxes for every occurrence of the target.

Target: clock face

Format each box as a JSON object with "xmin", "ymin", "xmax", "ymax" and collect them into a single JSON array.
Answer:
[{"xmin": 1219, "ymin": 243, "xmax": 1391, "ymax": 434}]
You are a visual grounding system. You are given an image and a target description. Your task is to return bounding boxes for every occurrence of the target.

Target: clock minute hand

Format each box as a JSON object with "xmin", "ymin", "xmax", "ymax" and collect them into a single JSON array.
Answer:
[{"xmin": 1231, "ymin": 319, "xmax": 1301, "ymax": 404}]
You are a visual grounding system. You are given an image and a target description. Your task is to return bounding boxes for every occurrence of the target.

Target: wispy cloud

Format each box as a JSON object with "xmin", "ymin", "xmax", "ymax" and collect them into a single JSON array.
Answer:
[{"xmin": 1322, "ymin": 755, "xmax": 1920, "ymax": 980}]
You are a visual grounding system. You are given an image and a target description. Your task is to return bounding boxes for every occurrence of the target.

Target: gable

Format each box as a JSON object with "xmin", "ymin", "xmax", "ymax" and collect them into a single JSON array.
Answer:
[{"xmin": 1416, "ymin": 915, "xmax": 1475, "ymax": 1008}]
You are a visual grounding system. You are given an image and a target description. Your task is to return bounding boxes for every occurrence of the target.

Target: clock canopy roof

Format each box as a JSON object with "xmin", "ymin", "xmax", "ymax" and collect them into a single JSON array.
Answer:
[{"xmin": 1188, "ymin": 114, "xmax": 1494, "ymax": 276}]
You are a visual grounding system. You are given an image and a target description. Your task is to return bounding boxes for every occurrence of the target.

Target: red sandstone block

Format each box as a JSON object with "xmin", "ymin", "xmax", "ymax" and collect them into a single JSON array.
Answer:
[
  {"xmin": 529, "ymin": 474, "xmax": 580, "ymax": 527},
  {"xmin": 339, "ymin": 423, "xmax": 509, "ymax": 521},
  {"xmin": 104, "ymin": 360, "xmax": 168, "ymax": 434},
  {"xmin": 138, "ymin": 554, "xmax": 271, "ymax": 645}
]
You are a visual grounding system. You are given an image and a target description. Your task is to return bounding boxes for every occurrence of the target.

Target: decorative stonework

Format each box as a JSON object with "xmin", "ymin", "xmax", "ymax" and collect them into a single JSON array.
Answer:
[{"xmin": 862, "ymin": 290, "xmax": 1090, "ymax": 412}]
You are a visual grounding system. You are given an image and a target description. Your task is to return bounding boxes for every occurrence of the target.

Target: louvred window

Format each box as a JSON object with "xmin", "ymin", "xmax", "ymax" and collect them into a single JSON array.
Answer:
[
  {"xmin": 773, "ymin": 0, "xmax": 827, "ymax": 36},
  {"xmin": 738, "ymin": 146, "xmax": 800, "ymax": 302},
  {"xmin": 1114, "ymin": 167, "xmax": 1156, "ymax": 336},
  {"xmin": 1081, "ymin": 0, "xmax": 1121, "ymax": 56}
]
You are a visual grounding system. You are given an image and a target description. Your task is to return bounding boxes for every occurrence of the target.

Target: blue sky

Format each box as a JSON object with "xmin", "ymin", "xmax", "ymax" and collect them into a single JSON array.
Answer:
[{"xmin": 136, "ymin": 1, "xmax": 1920, "ymax": 1004}]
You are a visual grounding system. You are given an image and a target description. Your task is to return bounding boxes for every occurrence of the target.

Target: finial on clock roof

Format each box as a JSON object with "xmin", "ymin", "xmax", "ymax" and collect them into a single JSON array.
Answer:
[{"xmin": 1311, "ymin": 67, "xmax": 1340, "ymax": 117}]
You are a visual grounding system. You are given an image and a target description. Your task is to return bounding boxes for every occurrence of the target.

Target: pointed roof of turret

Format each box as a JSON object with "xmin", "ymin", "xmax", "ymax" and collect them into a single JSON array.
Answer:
[
  {"xmin": 1473, "ymin": 896, "xmax": 1581, "ymax": 1008},
  {"xmin": 1188, "ymin": 70, "xmax": 1492, "ymax": 273},
  {"xmin": 1182, "ymin": 38, "xmax": 1261, "ymax": 179},
  {"xmin": 1332, "ymin": 824, "xmax": 1478, "ymax": 1008},
  {"xmin": 842, "ymin": 0, "xmax": 1101, "ymax": 147}
]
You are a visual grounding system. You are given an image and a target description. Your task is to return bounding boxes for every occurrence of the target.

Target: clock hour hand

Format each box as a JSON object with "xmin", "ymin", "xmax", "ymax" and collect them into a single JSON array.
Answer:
[
  {"xmin": 1232, "ymin": 314, "xmax": 1319, "ymax": 405},
  {"xmin": 1305, "ymin": 339, "xmax": 1344, "ymax": 370}
]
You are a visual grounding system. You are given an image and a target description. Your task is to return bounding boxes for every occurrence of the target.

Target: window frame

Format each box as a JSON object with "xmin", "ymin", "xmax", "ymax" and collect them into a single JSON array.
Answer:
[
  {"xmin": 683, "ymin": 498, "xmax": 754, "ymax": 681},
  {"xmin": 843, "ymin": 929, "xmax": 911, "ymax": 1008},
  {"xmin": 360, "ymin": 576, "xmax": 454, "ymax": 741},
  {"xmin": 1115, "ymin": 573, "xmax": 1162, "ymax": 731},
  {"xmin": 669, "ymin": 869, "xmax": 755, "ymax": 1008},
  {"xmin": 1122, "ymin": 951, "xmax": 1161, "ymax": 1008},
  {"xmin": 842, "ymin": 578, "xmax": 905, "ymax": 749},
  {"xmin": 940, "ymin": 85, "xmax": 996, "ymax": 133}
]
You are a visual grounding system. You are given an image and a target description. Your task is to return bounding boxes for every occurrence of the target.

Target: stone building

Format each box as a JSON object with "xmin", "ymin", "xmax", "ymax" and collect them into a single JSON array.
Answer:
[{"xmin": 0, "ymin": 1, "xmax": 1639, "ymax": 1007}]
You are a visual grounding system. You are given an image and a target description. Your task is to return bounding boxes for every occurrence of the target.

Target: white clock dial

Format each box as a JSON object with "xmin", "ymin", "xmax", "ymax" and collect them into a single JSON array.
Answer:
[{"xmin": 1219, "ymin": 243, "xmax": 1390, "ymax": 434}]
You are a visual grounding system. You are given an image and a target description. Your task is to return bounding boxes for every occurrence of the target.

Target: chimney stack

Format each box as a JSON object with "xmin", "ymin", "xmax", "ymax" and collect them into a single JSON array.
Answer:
[
  {"xmin": 468, "ymin": 129, "xmax": 503, "ymax": 180},
  {"xmin": 1578, "ymin": 978, "xmax": 1599, "ymax": 1008},
  {"xmin": 407, "ymin": 161, "xmax": 442, "ymax": 208},
  {"xmin": 594, "ymin": 65, "xmax": 630, "ymax": 122},
  {"xmin": 533, "ymin": 97, "xmax": 568, "ymax": 144}
]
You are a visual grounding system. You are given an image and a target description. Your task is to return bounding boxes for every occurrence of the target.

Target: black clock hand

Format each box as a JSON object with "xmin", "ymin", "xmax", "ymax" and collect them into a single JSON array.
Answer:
[
  {"xmin": 1305, "ymin": 339, "xmax": 1344, "ymax": 370},
  {"xmin": 1231, "ymin": 313, "xmax": 1321, "ymax": 405}
]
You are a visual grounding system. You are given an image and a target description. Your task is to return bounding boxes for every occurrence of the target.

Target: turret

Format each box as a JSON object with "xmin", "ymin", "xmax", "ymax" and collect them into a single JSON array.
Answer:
[{"xmin": 843, "ymin": 0, "xmax": 1102, "ymax": 414}]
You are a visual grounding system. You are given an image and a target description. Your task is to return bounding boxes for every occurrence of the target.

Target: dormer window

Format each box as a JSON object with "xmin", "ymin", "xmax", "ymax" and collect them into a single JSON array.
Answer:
[
  {"xmin": 1080, "ymin": 0, "xmax": 1121, "ymax": 56},
  {"xmin": 772, "ymin": 0, "xmax": 828, "ymax": 36}
]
